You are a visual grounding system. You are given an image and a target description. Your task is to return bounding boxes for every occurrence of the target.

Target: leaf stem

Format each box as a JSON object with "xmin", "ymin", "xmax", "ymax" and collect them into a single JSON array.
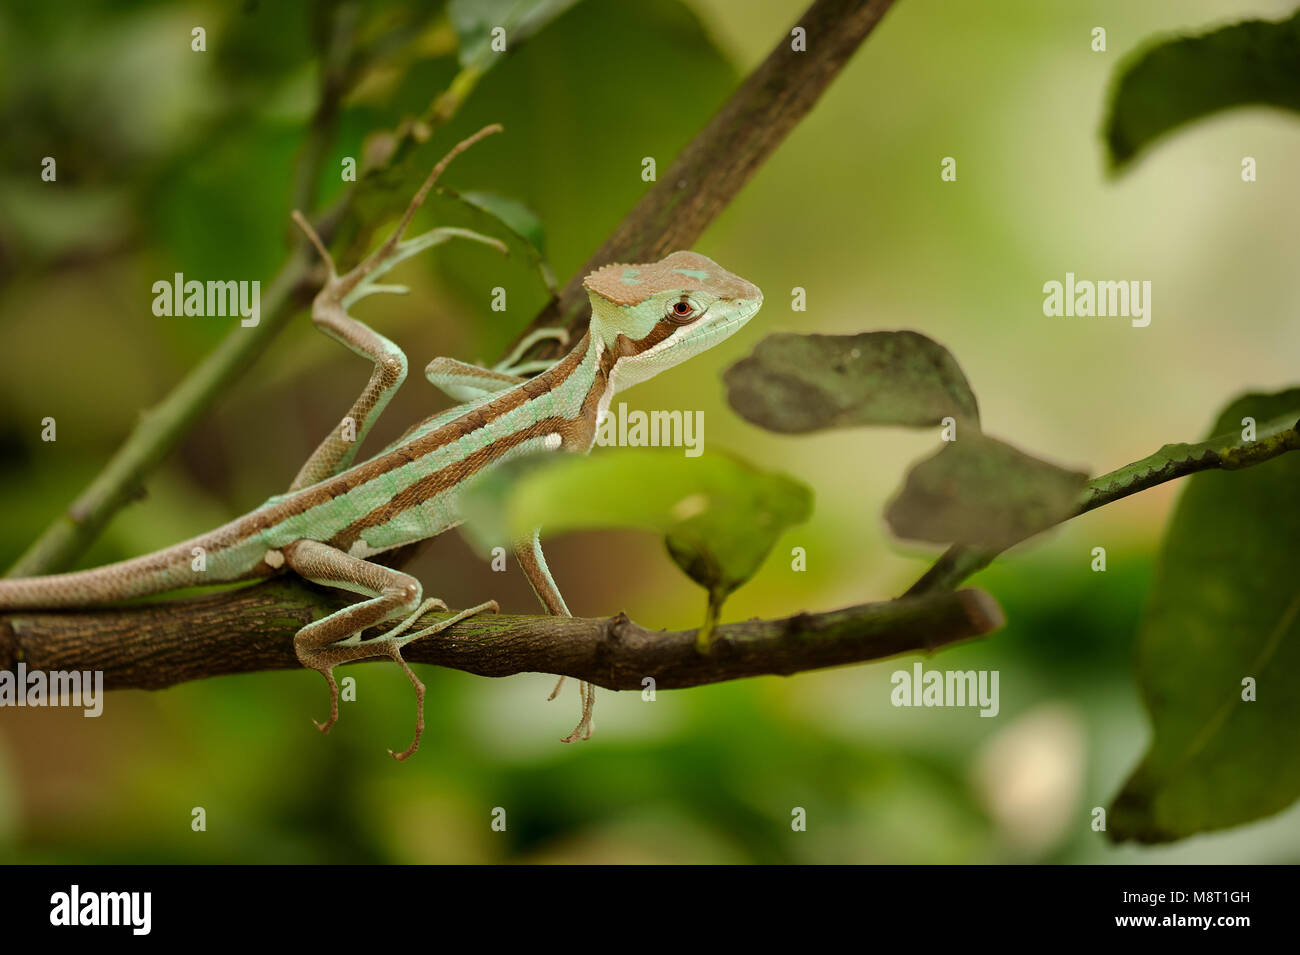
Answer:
[{"xmin": 905, "ymin": 411, "xmax": 1300, "ymax": 596}]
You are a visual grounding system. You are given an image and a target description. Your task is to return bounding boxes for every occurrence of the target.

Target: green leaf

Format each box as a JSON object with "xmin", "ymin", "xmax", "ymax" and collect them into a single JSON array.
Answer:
[
  {"xmin": 885, "ymin": 433, "xmax": 1088, "ymax": 547},
  {"xmin": 724, "ymin": 331, "xmax": 979, "ymax": 434},
  {"xmin": 439, "ymin": 187, "xmax": 558, "ymax": 294},
  {"xmin": 1105, "ymin": 11, "xmax": 1300, "ymax": 171},
  {"xmin": 461, "ymin": 449, "xmax": 813, "ymax": 640},
  {"xmin": 449, "ymin": 0, "xmax": 582, "ymax": 71},
  {"xmin": 1109, "ymin": 389, "xmax": 1300, "ymax": 843}
]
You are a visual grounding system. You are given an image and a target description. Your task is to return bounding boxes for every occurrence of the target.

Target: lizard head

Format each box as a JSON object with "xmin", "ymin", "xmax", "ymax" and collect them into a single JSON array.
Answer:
[{"xmin": 583, "ymin": 250, "xmax": 763, "ymax": 392}]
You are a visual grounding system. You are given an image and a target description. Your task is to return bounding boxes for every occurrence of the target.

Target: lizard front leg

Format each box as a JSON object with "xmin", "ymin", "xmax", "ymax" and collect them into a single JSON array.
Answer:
[
  {"xmin": 287, "ymin": 289, "xmax": 411, "ymax": 491},
  {"xmin": 421, "ymin": 328, "xmax": 567, "ymax": 405},
  {"xmin": 287, "ymin": 124, "xmax": 507, "ymax": 490},
  {"xmin": 284, "ymin": 539, "xmax": 497, "ymax": 760},
  {"xmin": 514, "ymin": 529, "xmax": 595, "ymax": 742}
]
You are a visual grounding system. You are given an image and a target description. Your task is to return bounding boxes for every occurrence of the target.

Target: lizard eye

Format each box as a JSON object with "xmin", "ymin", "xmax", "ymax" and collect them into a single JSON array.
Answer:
[{"xmin": 667, "ymin": 299, "xmax": 697, "ymax": 324}]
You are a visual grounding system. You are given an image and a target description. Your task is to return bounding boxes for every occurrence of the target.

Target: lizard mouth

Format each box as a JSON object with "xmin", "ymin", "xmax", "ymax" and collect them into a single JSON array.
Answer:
[{"xmin": 711, "ymin": 299, "xmax": 761, "ymax": 334}]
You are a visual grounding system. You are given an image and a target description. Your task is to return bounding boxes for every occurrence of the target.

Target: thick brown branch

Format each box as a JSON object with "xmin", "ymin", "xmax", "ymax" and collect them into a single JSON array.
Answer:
[{"xmin": 0, "ymin": 580, "xmax": 1001, "ymax": 692}]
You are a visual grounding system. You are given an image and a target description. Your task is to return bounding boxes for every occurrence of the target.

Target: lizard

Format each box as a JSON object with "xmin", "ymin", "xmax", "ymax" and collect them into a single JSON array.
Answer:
[{"xmin": 0, "ymin": 124, "xmax": 764, "ymax": 759}]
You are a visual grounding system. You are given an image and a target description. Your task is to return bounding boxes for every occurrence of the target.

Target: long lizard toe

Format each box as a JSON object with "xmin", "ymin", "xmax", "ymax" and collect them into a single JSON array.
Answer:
[
  {"xmin": 312, "ymin": 666, "xmax": 341, "ymax": 734},
  {"xmin": 387, "ymin": 648, "xmax": 425, "ymax": 761},
  {"xmin": 557, "ymin": 679, "xmax": 596, "ymax": 742}
]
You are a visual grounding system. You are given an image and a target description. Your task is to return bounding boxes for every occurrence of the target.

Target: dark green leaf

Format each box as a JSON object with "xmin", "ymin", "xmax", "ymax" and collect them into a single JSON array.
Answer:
[
  {"xmin": 1105, "ymin": 11, "xmax": 1300, "ymax": 171},
  {"xmin": 724, "ymin": 331, "xmax": 979, "ymax": 434},
  {"xmin": 449, "ymin": 0, "xmax": 582, "ymax": 70},
  {"xmin": 440, "ymin": 187, "xmax": 557, "ymax": 293},
  {"xmin": 1109, "ymin": 389, "xmax": 1300, "ymax": 843},
  {"xmin": 460, "ymin": 449, "xmax": 812, "ymax": 635},
  {"xmin": 885, "ymin": 432, "xmax": 1088, "ymax": 547}
]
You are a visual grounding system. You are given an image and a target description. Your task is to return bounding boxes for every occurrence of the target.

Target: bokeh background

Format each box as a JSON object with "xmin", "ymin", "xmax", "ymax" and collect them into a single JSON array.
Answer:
[{"xmin": 1, "ymin": 0, "xmax": 1298, "ymax": 863}]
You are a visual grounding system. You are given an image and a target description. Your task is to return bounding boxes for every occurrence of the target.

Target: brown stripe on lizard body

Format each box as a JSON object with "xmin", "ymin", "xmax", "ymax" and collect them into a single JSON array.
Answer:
[
  {"xmin": 334, "ymin": 343, "xmax": 622, "ymax": 547},
  {"xmin": 329, "ymin": 416, "xmax": 576, "ymax": 548},
  {"xmin": 258, "ymin": 338, "xmax": 591, "ymax": 528}
]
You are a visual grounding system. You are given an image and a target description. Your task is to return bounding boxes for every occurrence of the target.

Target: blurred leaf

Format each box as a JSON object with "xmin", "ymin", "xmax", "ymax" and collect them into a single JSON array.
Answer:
[
  {"xmin": 1109, "ymin": 389, "xmax": 1300, "ymax": 843},
  {"xmin": 449, "ymin": 0, "xmax": 582, "ymax": 70},
  {"xmin": 885, "ymin": 432, "xmax": 1088, "ymax": 547},
  {"xmin": 0, "ymin": 181, "xmax": 132, "ymax": 263},
  {"xmin": 439, "ymin": 187, "xmax": 557, "ymax": 293},
  {"xmin": 148, "ymin": 121, "xmax": 301, "ymax": 280},
  {"xmin": 461, "ymin": 449, "xmax": 812, "ymax": 633},
  {"xmin": 215, "ymin": 0, "xmax": 316, "ymax": 86},
  {"xmin": 724, "ymin": 331, "xmax": 979, "ymax": 434},
  {"xmin": 1105, "ymin": 10, "xmax": 1300, "ymax": 170}
]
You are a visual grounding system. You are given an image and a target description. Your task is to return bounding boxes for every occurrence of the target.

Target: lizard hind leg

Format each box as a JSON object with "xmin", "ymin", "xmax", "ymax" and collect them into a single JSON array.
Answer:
[
  {"xmin": 513, "ymin": 531, "xmax": 596, "ymax": 743},
  {"xmin": 283, "ymin": 540, "xmax": 498, "ymax": 760}
]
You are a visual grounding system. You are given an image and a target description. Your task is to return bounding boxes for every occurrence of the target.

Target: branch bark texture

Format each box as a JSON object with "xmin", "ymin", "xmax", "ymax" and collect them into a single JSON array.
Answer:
[{"xmin": 0, "ymin": 582, "xmax": 1000, "ymax": 692}]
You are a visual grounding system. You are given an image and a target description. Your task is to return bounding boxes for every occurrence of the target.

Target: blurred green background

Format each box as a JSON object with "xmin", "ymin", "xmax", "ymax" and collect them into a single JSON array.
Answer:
[{"xmin": 1, "ymin": 0, "xmax": 1298, "ymax": 863}]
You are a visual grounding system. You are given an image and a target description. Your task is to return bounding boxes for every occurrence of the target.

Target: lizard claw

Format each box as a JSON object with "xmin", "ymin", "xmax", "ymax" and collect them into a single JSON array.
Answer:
[
  {"xmin": 388, "ymin": 650, "xmax": 425, "ymax": 761},
  {"xmin": 556, "ymin": 679, "xmax": 596, "ymax": 742},
  {"xmin": 313, "ymin": 666, "xmax": 341, "ymax": 734},
  {"xmin": 547, "ymin": 675, "xmax": 566, "ymax": 701}
]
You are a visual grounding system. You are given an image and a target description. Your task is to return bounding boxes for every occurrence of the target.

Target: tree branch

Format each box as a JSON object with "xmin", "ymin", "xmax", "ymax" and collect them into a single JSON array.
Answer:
[
  {"xmin": 905, "ymin": 411, "xmax": 1300, "ymax": 596},
  {"xmin": 0, "ymin": 579, "xmax": 1001, "ymax": 691}
]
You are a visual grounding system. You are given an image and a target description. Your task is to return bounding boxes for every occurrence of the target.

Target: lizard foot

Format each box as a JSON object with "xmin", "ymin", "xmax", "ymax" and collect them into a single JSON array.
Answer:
[
  {"xmin": 554, "ymin": 677, "xmax": 596, "ymax": 743},
  {"xmin": 378, "ymin": 598, "xmax": 500, "ymax": 760},
  {"xmin": 300, "ymin": 598, "xmax": 499, "ymax": 758},
  {"xmin": 385, "ymin": 648, "xmax": 425, "ymax": 762}
]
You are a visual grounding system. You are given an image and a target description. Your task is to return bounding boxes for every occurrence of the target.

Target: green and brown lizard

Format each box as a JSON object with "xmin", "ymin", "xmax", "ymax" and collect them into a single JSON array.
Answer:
[{"xmin": 0, "ymin": 126, "xmax": 764, "ymax": 758}]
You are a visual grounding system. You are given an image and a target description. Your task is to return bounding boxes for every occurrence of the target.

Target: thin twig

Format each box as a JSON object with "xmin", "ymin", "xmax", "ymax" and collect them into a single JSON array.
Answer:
[
  {"xmin": 905, "ymin": 411, "xmax": 1300, "ymax": 596},
  {"xmin": 3, "ymin": 249, "xmax": 319, "ymax": 578}
]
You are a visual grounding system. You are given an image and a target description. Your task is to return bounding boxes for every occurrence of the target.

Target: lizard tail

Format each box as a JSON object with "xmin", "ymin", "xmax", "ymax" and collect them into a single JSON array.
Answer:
[{"xmin": 0, "ymin": 537, "xmax": 224, "ymax": 609}]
